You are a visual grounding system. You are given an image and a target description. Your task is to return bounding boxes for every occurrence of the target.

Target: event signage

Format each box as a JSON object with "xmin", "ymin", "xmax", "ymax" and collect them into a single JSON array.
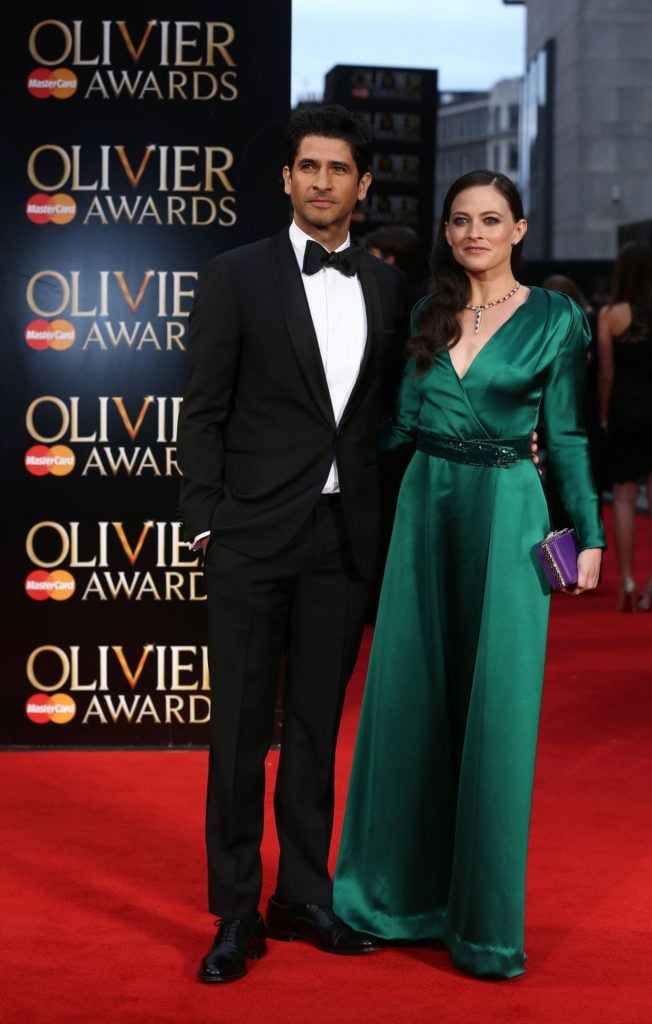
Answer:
[{"xmin": 1, "ymin": 3, "xmax": 291, "ymax": 745}]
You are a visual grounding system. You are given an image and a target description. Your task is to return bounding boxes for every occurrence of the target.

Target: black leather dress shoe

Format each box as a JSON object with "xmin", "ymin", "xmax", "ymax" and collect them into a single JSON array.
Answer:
[
  {"xmin": 265, "ymin": 896, "xmax": 381, "ymax": 955},
  {"xmin": 198, "ymin": 912, "xmax": 267, "ymax": 983}
]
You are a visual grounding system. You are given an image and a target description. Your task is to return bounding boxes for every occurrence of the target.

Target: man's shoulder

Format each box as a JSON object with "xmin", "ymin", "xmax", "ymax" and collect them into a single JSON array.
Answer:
[
  {"xmin": 358, "ymin": 249, "xmax": 405, "ymax": 294},
  {"xmin": 359, "ymin": 250, "xmax": 406, "ymax": 310},
  {"xmin": 360, "ymin": 249, "xmax": 403, "ymax": 285},
  {"xmin": 204, "ymin": 229, "xmax": 290, "ymax": 274},
  {"xmin": 207, "ymin": 234, "xmax": 273, "ymax": 268}
]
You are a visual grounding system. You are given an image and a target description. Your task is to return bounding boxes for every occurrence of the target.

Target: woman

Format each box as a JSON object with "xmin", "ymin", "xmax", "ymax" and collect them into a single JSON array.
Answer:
[
  {"xmin": 333, "ymin": 171, "xmax": 605, "ymax": 979},
  {"xmin": 598, "ymin": 242, "xmax": 652, "ymax": 610}
]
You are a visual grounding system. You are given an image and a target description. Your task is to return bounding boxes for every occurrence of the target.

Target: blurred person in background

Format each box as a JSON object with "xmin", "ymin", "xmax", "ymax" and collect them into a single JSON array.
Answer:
[
  {"xmin": 365, "ymin": 224, "xmax": 427, "ymax": 309},
  {"xmin": 598, "ymin": 242, "xmax": 652, "ymax": 610},
  {"xmin": 542, "ymin": 274, "xmax": 594, "ymax": 328}
]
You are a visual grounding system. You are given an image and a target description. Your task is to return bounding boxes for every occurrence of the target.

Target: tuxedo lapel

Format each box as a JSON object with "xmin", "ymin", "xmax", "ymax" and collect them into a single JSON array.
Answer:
[
  {"xmin": 339, "ymin": 253, "xmax": 383, "ymax": 425},
  {"xmin": 270, "ymin": 230, "xmax": 335, "ymax": 427}
]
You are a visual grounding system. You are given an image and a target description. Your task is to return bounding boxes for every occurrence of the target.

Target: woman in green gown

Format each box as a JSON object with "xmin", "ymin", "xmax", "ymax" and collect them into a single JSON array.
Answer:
[{"xmin": 333, "ymin": 171, "xmax": 605, "ymax": 979}]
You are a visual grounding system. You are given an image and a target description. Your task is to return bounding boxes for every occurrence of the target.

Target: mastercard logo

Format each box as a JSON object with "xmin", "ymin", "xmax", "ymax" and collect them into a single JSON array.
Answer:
[
  {"xmin": 27, "ymin": 68, "xmax": 78, "ymax": 100},
  {"xmin": 26, "ymin": 193, "xmax": 76, "ymax": 225},
  {"xmin": 26, "ymin": 693, "xmax": 76, "ymax": 724},
  {"xmin": 25, "ymin": 319, "xmax": 76, "ymax": 351},
  {"xmin": 25, "ymin": 569, "xmax": 76, "ymax": 601},
  {"xmin": 25, "ymin": 444, "xmax": 75, "ymax": 477}
]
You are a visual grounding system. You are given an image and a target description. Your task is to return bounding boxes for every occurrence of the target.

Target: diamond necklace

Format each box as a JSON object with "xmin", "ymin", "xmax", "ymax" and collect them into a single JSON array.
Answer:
[{"xmin": 464, "ymin": 281, "xmax": 521, "ymax": 333}]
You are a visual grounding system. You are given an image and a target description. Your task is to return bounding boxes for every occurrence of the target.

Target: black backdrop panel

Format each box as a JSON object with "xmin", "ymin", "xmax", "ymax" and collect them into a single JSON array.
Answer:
[{"xmin": 0, "ymin": 4, "xmax": 291, "ymax": 746}]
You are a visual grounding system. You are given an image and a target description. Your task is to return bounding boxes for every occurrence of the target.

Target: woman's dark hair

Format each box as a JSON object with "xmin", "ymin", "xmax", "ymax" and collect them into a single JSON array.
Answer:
[
  {"xmin": 285, "ymin": 104, "xmax": 373, "ymax": 178},
  {"xmin": 410, "ymin": 170, "xmax": 525, "ymax": 370},
  {"xmin": 610, "ymin": 241, "xmax": 652, "ymax": 309}
]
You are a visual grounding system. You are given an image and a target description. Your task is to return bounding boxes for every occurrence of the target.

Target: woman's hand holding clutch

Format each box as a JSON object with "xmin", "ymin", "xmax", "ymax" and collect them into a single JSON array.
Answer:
[{"xmin": 566, "ymin": 548, "xmax": 602, "ymax": 595}]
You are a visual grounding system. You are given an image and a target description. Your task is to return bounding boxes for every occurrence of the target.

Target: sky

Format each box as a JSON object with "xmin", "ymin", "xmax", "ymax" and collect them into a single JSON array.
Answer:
[{"xmin": 291, "ymin": 0, "xmax": 526, "ymax": 103}]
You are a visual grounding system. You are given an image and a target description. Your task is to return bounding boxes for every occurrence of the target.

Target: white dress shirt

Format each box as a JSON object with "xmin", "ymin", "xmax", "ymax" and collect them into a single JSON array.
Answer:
[
  {"xmin": 289, "ymin": 220, "xmax": 367, "ymax": 492},
  {"xmin": 192, "ymin": 222, "xmax": 367, "ymax": 545}
]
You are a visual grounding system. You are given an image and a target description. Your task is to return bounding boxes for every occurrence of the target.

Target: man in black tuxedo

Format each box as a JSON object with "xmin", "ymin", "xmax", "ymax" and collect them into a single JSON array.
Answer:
[{"xmin": 178, "ymin": 105, "xmax": 407, "ymax": 983}]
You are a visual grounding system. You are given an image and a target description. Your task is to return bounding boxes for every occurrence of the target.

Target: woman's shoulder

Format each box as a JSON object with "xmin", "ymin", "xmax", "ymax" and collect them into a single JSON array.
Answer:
[
  {"xmin": 535, "ymin": 286, "xmax": 592, "ymax": 335},
  {"xmin": 409, "ymin": 292, "xmax": 432, "ymax": 334},
  {"xmin": 599, "ymin": 300, "xmax": 632, "ymax": 333},
  {"xmin": 530, "ymin": 287, "xmax": 593, "ymax": 353},
  {"xmin": 535, "ymin": 286, "xmax": 584, "ymax": 317}
]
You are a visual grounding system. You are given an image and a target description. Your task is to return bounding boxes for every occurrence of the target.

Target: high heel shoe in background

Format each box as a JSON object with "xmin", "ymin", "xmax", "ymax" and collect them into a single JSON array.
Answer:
[
  {"xmin": 638, "ymin": 579, "xmax": 652, "ymax": 611},
  {"xmin": 616, "ymin": 578, "xmax": 637, "ymax": 612}
]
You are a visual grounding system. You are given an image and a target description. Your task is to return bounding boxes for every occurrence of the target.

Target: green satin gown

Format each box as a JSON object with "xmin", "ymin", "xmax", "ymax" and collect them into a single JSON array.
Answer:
[{"xmin": 333, "ymin": 288, "xmax": 605, "ymax": 979}]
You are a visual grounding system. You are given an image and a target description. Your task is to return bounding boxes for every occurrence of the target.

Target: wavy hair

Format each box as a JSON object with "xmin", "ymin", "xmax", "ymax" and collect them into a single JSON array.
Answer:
[{"xmin": 410, "ymin": 170, "xmax": 525, "ymax": 370}]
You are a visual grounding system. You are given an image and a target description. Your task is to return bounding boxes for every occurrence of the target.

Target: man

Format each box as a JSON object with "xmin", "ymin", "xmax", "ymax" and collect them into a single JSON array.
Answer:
[{"xmin": 177, "ymin": 105, "xmax": 407, "ymax": 983}]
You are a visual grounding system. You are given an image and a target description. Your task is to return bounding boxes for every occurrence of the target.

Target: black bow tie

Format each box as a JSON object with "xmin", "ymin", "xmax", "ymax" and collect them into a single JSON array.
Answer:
[{"xmin": 302, "ymin": 240, "xmax": 362, "ymax": 277}]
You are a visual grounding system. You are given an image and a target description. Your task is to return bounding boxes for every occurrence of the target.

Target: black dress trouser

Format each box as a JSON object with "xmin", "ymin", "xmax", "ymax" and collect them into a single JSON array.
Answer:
[{"xmin": 202, "ymin": 496, "xmax": 370, "ymax": 917}]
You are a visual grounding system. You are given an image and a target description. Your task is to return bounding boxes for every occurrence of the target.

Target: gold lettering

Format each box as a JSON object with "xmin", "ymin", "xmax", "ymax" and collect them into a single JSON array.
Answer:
[
  {"xmin": 113, "ymin": 521, "xmax": 153, "ymax": 566},
  {"xmin": 206, "ymin": 22, "xmax": 236, "ymax": 67},
  {"xmin": 174, "ymin": 21, "xmax": 202, "ymax": 66},
  {"xmin": 220, "ymin": 70, "xmax": 238, "ymax": 102},
  {"xmin": 219, "ymin": 195, "xmax": 237, "ymax": 227},
  {"xmin": 189, "ymin": 695, "xmax": 211, "ymax": 723},
  {"xmin": 26, "ymin": 396, "xmax": 69, "ymax": 443},
  {"xmin": 27, "ymin": 270, "xmax": 69, "ymax": 317},
  {"xmin": 113, "ymin": 270, "xmax": 155, "ymax": 312},
  {"xmin": 27, "ymin": 645, "xmax": 70, "ymax": 692},
  {"xmin": 114, "ymin": 145, "xmax": 156, "ymax": 188},
  {"xmin": 115, "ymin": 20, "xmax": 156, "ymax": 63},
  {"xmin": 26, "ymin": 521, "xmax": 69, "ymax": 569},
  {"xmin": 205, "ymin": 147, "xmax": 235, "ymax": 192},
  {"xmin": 29, "ymin": 20, "xmax": 72, "ymax": 64},
  {"xmin": 27, "ymin": 144, "xmax": 70, "ymax": 191},
  {"xmin": 112, "ymin": 396, "xmax": 154, "ymax": 440},
  {"xmin": 112, "ymin": 646, "xmax": 153, "ymax": 689}
]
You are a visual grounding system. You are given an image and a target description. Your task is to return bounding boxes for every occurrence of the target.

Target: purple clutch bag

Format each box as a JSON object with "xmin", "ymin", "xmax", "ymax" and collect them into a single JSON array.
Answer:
[{"xmin": 536, "ymin": 528, "xmax": 579, "ymax": 590}]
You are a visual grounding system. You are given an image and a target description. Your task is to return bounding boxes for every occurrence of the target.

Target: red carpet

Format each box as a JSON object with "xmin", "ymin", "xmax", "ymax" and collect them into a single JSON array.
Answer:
[{"xmin": 2, "ymin": 510, "xmax": 651, "ymax": 1024}]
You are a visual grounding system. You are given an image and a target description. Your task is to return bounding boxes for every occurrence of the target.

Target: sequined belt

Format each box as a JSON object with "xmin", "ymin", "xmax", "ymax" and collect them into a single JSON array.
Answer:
[{"xmin": 416, "ymin": 430, "xmax": 531, "ymax": 468}]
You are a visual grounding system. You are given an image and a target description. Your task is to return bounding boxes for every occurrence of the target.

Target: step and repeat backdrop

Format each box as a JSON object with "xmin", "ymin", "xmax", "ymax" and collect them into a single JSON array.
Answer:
[{"xmin": 1, "ymin": 3, "xmax": 291, "ymax": 746}]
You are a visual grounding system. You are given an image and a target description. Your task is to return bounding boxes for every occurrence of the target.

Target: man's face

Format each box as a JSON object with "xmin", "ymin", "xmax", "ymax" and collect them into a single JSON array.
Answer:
[{"xmin": 283, "ymin": 135, "xmax": 371, "ymax": 239}]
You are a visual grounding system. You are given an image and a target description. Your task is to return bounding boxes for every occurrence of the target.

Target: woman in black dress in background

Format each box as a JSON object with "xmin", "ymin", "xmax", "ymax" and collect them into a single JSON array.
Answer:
[{"xmin": 598, "ymin": 242, "xmax": 652, "ymax": 609}]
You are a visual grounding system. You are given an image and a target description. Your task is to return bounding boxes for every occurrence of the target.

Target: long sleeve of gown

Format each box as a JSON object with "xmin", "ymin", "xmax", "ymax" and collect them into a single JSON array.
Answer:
[
  {"xmin": 380, "ymin": 297, "xmax": 430, "ymax": 454},
  {"xmin": 542, "ymin": 301, "xmax": 606, "ymax": 550},
  {"xmin": 379, "ymin": 356, "xmax": 422, "ymax": 453}
]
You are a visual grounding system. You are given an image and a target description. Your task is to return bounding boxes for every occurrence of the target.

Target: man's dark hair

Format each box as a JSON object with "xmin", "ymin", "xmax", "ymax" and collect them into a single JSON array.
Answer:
[{"xmin": 286, "ymin": 104, "xmax": 373, "ymax": 178}]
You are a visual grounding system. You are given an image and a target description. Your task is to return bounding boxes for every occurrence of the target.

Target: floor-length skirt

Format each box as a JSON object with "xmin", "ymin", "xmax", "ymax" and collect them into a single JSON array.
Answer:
[{"xmin": 333, "ymin": 449, "xmax": 551, "ymax": 978}]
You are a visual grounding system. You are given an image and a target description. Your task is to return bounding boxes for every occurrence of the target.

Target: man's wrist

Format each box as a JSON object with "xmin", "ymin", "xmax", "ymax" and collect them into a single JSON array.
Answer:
[{"xmin": 191, "ymin": 531, "xmax": 211, "ymax": 551}]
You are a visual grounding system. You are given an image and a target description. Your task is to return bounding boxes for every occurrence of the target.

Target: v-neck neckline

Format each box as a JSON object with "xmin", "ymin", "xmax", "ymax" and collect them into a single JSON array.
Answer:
[{"xmin": 447, "ymin": 287, "xmax": 533, "ymax": 382}]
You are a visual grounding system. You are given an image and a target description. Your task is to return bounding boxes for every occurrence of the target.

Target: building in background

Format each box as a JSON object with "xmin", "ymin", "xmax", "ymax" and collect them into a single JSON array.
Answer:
[
  {"xmin": 519, "ymin": 0, "xmax": 652, "ymax": 258},
  {"xmin": 435, "ymin": 90, "xmax": 488, "ymax": 216},
  {"xmin": 435, "ymin": 78, "xmax": 521, "ymax": 217},
  {"xmin": 324, "ymin": 65, "xmax": 438, "ymax": 260}
]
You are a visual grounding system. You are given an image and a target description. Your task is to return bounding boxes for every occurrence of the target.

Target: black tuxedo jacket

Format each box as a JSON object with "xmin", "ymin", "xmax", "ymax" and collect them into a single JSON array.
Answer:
[{"xmin": 177, "ymin": 228, "xmax": 407, "ymax": 579}]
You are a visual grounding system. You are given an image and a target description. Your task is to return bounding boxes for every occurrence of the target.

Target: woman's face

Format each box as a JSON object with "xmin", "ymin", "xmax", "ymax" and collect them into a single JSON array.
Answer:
[{"xmin": 444, "ymin": 185, "xmax": 527, "ymax": 276}]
